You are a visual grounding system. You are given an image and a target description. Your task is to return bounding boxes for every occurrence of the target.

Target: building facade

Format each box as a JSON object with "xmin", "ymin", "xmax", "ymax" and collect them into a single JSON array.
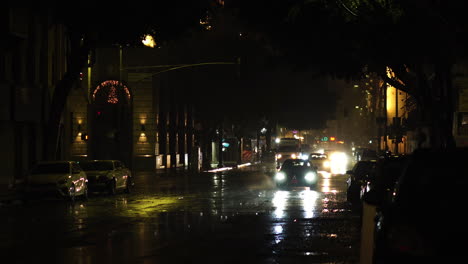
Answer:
[{"xmin": 1, "ymin": 8, "xmax": 72, "ymax": 189}]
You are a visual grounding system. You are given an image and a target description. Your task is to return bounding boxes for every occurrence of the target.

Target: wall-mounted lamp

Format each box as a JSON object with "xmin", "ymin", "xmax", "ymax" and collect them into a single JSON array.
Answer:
[{"xmin": 141, "ymin": 124, "xmax": 146, "ymax": 131}]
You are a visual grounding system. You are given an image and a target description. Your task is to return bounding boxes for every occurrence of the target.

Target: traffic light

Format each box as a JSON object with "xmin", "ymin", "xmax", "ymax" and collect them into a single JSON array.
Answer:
[{"xmin": 81, "ymin": 133, "xmax": 89, "ymax": 141}]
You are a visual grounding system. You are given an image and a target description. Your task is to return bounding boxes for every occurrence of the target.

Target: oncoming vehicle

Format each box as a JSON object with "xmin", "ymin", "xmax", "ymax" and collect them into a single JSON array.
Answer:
[
  {"xmin": 308, "ymin": 153, "xmax": 330, "ymax": 172},
  {"xmin": 79, "ymin": 160, "xmax": 132, "ymax": 195},
  {"xmin": 274, "ymin": 159, "xmax": 318, "ymax": 189},
  {"xmin": 23, "ymin": 161, "xmax": 88, "ymax": 202},
  {"xmin": 274, "ymin": 138, "xmax": 301, "ymax": 168}
]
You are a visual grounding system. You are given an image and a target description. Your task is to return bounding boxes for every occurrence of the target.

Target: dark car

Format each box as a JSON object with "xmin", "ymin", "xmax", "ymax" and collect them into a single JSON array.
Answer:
[
  {"xmin": 274, "ymin": 159, "xmax": 318, "ymax": 189},
  {"xmin": 346, "ymin": 160, "xmax": 377, "ymax": 206},
  {"xmin": 367, "ymin": 148, "xmax": 468, "ymax": 263},
  {"xmin": 354, "ymin": 148, "xmax": 378, "ymax": 162},
  {"xmin": 359, "ymin": 155, "xmax": 408, "ymax": 202}
]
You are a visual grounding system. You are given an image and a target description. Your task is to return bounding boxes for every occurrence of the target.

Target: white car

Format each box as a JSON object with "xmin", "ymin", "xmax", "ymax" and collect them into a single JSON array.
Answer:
[
  {"xmin": 79, "ymin": 160, "xmax": 132, "ymax": 194},
  {"xmin": 23, "ymin": 161, "xmax": 88, "ymax": 202}
]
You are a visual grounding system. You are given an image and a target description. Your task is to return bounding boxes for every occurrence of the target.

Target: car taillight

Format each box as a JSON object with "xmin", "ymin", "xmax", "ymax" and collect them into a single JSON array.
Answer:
[{"xmin": 387, "ymin": 225, "xmax": 424, "ymax": 254}]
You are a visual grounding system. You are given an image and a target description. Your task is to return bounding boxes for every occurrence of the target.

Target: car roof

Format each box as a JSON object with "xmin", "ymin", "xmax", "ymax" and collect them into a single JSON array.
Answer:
[
  {"xmin": 36, "ymin": 160, "xmax": 72, "ymax": 164},
  {"xmin": 80, "ymin": 160, "xmax": 117, "ymax": 162}
]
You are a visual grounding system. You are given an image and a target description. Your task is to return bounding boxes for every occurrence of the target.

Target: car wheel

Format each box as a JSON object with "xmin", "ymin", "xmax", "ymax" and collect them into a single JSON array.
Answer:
[
  {"xmin": 69, "ymin": 185, "xmax": 76, "ymax": 203},
  {"xmin": 108, "ymin": 179, "xmax": 117, "ymax": 195},
  {"xmin": 124, "ymin": 178, "xmax": 131, "ymax": 194}
]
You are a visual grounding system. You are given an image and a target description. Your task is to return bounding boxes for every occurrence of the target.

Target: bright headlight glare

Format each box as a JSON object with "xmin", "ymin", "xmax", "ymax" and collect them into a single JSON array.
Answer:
[
  {"xmin": 291, "ymin": 154, "xmax": 297, "ymax": 159},
  {"xmin": 276, "ymin": 154, "xmax": 282, "ymax": 159},
  {"xmin": 305, "ymin": 172, "xmax": 316, "ymax": 182},
  {"xmin": 301, "ymin": 155, "xmax": 308, "ymax": 160},
  {"xmin": 275, "ymin": 172, "xmax": 286, "ymax": 181},
  {"xmin": 323, "ymin": 161, "xmax": 330, "ymax": 167}
]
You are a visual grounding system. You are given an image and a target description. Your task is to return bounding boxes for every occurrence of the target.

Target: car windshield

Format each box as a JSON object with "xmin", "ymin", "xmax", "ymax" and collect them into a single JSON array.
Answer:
[
  {"xmin": 31, "ymin": 163, "xmax": 69, "ymax": 174},
  {"xmin": 282, "ymin": 160, "xmax": 307, "ymax": 169},
  {"xmin": 277, "ymin": 146, "xmax": 299, "ymax": 152},
  {"xmin": 310, "ymin": 153, "xmax": 327, "ymax": 159},
  {"xmin": 80, "ymin": 161, "xmax": 114, "ymax": 171}
]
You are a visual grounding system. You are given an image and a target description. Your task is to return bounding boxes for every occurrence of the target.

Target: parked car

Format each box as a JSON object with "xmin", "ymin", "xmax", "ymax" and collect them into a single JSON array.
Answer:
[
  {"xmin": 359, "ymin": 155, "xmax": 408, "ymax": 202},
  {"xmin": 22, "ymin": 161, "xmax": 88, "ymax": 202},
  {"xmin": 274, "ymin": 159, "xmax": 318, "ymax": 189},
  {"xmin": 354, "ymin": 148, "xmax": 378, "ymax": 162},
  {"xmin": 79, "ymin": 160, "xmax": 132, "ymax": 194},
  {"xmin": 364, "ymin": 148, "xmax": 468, "ymax": 263},
  {"xmin": 308, "ymin": 153, "xmax": 330, "ymax": 172},
  {"xmin": 346, "ymin": 160, "xmax": 377, "ymax": 206}
]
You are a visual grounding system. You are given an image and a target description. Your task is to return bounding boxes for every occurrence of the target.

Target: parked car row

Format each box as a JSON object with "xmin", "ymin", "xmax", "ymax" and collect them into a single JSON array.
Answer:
[
  {"xmin": 359, "ymin": 147, "xmax": 468, "ymax": 263},
  {"xmin": 19, "ymin": 160, "xmax": 133, "ymax": 203}
]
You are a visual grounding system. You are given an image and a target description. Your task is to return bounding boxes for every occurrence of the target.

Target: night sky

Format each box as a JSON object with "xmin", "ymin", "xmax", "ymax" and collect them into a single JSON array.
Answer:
[{"xmin": 53, "ymin": 3, "xmax": 343, "ymax": 130}]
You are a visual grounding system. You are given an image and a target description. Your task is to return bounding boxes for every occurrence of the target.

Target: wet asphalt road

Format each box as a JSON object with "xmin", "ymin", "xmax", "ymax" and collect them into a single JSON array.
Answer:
[{"xmin": 0, "ymin": 161, "xmax": 361, "ymax": 264}]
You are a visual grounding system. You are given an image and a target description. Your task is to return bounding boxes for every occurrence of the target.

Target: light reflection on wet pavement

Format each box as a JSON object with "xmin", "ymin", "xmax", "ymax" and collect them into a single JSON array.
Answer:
[{"xmin": 0, "ymin": 162, "xmax": 360, "ymax": 264}]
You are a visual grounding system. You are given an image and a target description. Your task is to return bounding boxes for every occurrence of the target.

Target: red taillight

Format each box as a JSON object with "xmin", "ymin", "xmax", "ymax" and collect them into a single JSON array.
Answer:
[{"xmin": 388, "ymin": 226, "xmax": 423, "ymax": 254}]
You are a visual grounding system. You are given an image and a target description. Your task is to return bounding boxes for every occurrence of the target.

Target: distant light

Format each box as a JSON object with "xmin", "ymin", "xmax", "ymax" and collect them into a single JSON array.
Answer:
[
  {"xmin": 142, "ymin": 34, "xmax": 156, "ymax": 48},
  {"xmin": 355, "ymin": 106, "xmax": 360, "ymax": 109},
  {"xmin": 275, "ymin": 138, "xmax": 281, "ymax": 143},
  {"xmin": 222, "ymin": 142, "xmax": 230, "ymax": 147},
  {"xmin": 261, "ymin": 128, "xmax": 267, "ymax": 134}
]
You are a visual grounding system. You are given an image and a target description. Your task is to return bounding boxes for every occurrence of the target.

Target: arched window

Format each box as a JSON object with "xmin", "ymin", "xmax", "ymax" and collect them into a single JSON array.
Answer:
[{"xmin": 92, "ymin": 80, "xmax": 131, "ymax": 105}]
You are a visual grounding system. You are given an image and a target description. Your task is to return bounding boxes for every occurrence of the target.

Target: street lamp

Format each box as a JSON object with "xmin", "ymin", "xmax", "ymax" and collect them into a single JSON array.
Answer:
[{"xmin": 142, "ymin": 34, "xmax": 156, "ymax": 48}]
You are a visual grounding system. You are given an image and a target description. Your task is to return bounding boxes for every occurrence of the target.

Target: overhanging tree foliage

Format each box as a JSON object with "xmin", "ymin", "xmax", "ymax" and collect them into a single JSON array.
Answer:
[{"xmin": 229, "ymin": 0, "xmax": 468, "ymax": 148}]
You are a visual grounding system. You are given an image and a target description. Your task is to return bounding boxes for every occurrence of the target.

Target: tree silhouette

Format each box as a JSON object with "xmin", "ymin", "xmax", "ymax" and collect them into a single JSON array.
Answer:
[{"xmin": 230, "ymin": 0, "xmax": 468, "ymax": 148}]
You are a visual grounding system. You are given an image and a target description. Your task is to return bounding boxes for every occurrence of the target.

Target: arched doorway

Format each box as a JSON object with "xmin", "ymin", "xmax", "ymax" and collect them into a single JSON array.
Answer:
[{"xmin": 89, "ymin": 80, "xmax": 132, "ymax": 167}]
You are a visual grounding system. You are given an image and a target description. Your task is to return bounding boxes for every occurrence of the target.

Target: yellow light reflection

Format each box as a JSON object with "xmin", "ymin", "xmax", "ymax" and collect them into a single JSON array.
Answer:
[
  {"xmin": 320, "ymin": 171, "xmax": 332, "ymax": 179},
  {"xmin": 322, "ymin": 178, "xmax": 331, "ymax": 193}
]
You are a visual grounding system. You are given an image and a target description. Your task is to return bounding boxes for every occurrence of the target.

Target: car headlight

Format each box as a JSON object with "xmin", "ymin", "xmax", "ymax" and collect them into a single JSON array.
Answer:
[
  {"xmin": 301, "ymin": 154, "xmax": 309, "ymax": 160},
  {"xmin": 275, "ymin": 172, "xmax": 286, "ymax": 181},
  {"xmin": 323, "ymin": 161, "xmax": 330, "ymax": 168},
  {"xmin": 305, "ymin": 172, "xmax": 316, "ymax": 182},
  {"xmin": 291, "ymin": 154, "xmax": 297, "ymax": 159},
  {"xmin": 276, "ymin": 154, "xmax": 282, "ymax": 159}
]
